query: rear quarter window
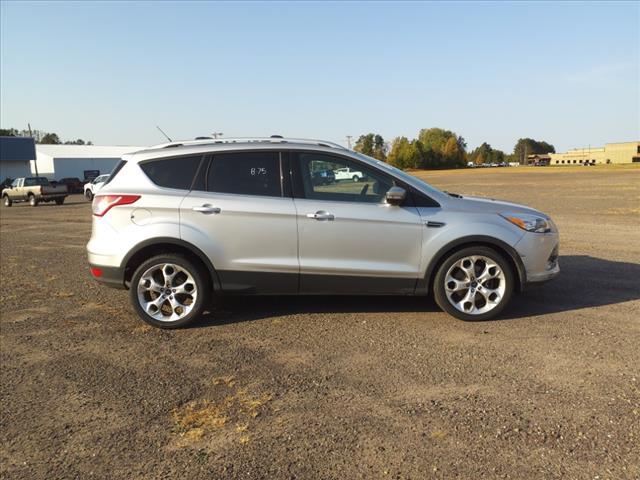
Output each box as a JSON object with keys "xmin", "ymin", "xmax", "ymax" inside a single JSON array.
[{"xmin": 140, "ymin": 155, "xmax": 202, "ymax": 190}]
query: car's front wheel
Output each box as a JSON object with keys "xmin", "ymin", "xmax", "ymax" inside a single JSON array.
[
  {"xmin": 130, "ymin": 254, "xmax": 209, "ymax": 329},
  {"xmin": 3, "ymin": 195, "xmax": 12, "ymax": 207},
  {"xmin": 433, "ymin": 246, "xmax": 514, "ymax": 321},
  {"xmin": 85, "ymin": 190, "xmax": 93, "ymax": 201}
]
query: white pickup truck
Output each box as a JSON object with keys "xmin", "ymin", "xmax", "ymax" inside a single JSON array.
[
  {"xmin": 333, "ymin": 167, "xmax": 364, "ymax": 182},
  {"xmin": 2, "ymin": 177, "xmax": 68, "ymax": 207},
  {"xmin": 84, "ymin": 174, "xmax": 110, "ymax": 201}
]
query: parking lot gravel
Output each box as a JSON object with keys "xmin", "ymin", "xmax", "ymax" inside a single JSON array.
[{"xmin": 1, "ymin": 166, "xmax": 639, "ymax": 479}]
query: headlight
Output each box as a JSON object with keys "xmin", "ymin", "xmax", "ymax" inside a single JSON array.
[{"xmin": 501, "ymin": 213, "xmax": 552, "ymax": 233}]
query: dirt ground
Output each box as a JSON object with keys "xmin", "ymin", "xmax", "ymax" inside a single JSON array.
[{"xmin": 1, "ymin": 166, "xmax": 639, "ymax": 479}]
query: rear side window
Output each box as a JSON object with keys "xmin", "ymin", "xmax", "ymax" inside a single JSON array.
[
  {"xmin": 103, "ymin": 160, "xmax": 127, "ymax": 186},
  {"xmin": 208, "ymin": 152, "xmax": 281, "ymax": 197},
  {"xmin": 140, "ymin": 155, "xmax": 202, "ymax": 190}
]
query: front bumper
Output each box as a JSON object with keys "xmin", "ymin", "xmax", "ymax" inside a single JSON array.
[{"xmin": 514, "ymin": 232, "xmax": 560, "ymax": 288}]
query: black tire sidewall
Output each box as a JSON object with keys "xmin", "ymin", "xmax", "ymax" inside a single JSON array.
[
  {"xmin": 129, "ymin": 254, "xmax": 210, "ymax": 329},
  {"xmin": 433, "ymin": 246, "xmax": 514, "ymax": 321},
  {"xmin": 3, "ymin": 196, "xmax": 11, "ymax": 207},
  {"xmin": 29, "ymin": 195, "xmax": 37, "ymax": 206}
]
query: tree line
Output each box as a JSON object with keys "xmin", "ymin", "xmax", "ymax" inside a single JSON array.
[
  {"xmin": 355, "ymin": 130, "xmax": 556, "ymax": 169},
  {"xmin": 0, "ymin": 128, "xmax": 92, "ymax": 145}
]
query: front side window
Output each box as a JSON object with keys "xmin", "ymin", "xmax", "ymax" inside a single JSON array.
[
  {"xmin": 140, "ymin": 155, "xmax": 201, "ymax": 190},
  {"xmin": 207, "ymin": 152, "xmax": 281, "ymax": 197},
  {"xmin": 297, "ymin": 153, "xmax": 392, "ymax": 203}
]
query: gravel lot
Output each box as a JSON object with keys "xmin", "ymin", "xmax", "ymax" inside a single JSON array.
[{"xmin": 1, "ymin": 166, "xmax": 639, "ymax": 479}]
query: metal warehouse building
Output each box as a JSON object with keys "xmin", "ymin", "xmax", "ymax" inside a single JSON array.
[
  {"xmin": 0, "ymin": 136, "xmax": 36, "ymax": 180},
  {"xmin": 34, "ymin": 144, "xmax": 143, "ymax": 180},
  {"xmin": 549, "ymin": 141, "xmax": 640, "ymax": 166}
]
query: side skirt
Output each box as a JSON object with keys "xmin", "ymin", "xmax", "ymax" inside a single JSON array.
[{"xmin": 217, "ymin": 270, "xmax": 418, "ymax": 295}]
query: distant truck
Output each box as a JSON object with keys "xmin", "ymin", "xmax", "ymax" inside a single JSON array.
[
  {"xmin": 2, "ymin": 177, "xmax": 68, "ymax": 207},
  {"xmin": 334, "ymin": 167, "xmax": 364, "ymax": 182},
  {"xmin": 83, "ymin": 174, "xmax": 110, "ymax": 200}
]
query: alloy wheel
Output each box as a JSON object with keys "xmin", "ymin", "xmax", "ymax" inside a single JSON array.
[
  {"xmin": 136, "ymin": 263, "xmax": 198, "ymax": 322},
  {"xmin": 444, "ymin": 255, "xmax": 506, "ymax": 315}
]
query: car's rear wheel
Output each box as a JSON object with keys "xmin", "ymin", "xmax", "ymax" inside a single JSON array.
[
  {"xmin": 55, "ymin": 198, "xmax": 65, "ymax": 205},
  {"xmin": 433, "ymin": 246, "xmax": 514, "ymax": 321},
  {"xmin": 3, "ymin": 195, "xmax": 11, "ymax": 207},
  {"xmin": 352, "ymin": 175, "xmax": 360, "ymax": 182},
  {"xmin": 130, "ymin": 254, "xmax": 209, "ymax": 329},
  {"xmin": 28, "ymin": 194, "xmax": 38, "ymax": 207}
]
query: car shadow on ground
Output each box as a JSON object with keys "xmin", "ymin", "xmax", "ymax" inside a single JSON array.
[{"xmin": 193, "ymin": 255, "xmax": 639, "ymax": 328}]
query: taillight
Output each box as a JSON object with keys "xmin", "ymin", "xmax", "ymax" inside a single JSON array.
[{"xmin": 92, "ymin": 195, "xmax": 140, "ymax": 217}]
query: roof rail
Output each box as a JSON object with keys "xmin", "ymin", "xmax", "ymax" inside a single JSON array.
[{"xmin": 151, "ymin": 137, "xmax": 347, "ymax": 150}]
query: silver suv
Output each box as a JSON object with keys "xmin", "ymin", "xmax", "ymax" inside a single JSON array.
[{"xmin": 87, "ymin": 137, "xmax": 559, "ymax": 328}]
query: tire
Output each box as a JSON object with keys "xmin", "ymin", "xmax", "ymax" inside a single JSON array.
[
  {"xmin": 129, "ymin": 254, "xmax": 210, "ymax": 329},
  {"xmin": 352, "ymin": 175, "xmax": 360, "ymax": 182},
  {"xmin": 85, "ymin": 190, "xmax": 93, "ymax": 201},
  {"xmin": 3, "ymin": 195, "xmax": 12, "ymax": 207},
  {"xmin": 55, "ymin": 198, "xmax": 65, "ymax": 205},
  {"xmin": 28, "ymin": 194, "xmax": 38, "ymax": 207},
  {"xmin": 433, "ymin": 246, "xmax": 514, "ymax": 321}
]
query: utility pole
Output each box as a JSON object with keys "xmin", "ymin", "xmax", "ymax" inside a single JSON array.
[
  {"xmin": 211, "ymin": 132, "xmax": 223, "ymax": 139},
  {"xmin": 28, "ymin": 123, "xmax": 39, "ymax": 177},
  {"xmin": 346, "ymin": 135, "xmax": 353, "ymax": 149}
]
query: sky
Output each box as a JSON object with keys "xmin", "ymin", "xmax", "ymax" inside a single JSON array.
[{"xmin": 1, "ymin": 1, "xmax": 638, "ymax": 152}]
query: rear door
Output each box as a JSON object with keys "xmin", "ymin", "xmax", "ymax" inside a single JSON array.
[
  {"xmin": 180, "ymin": 151, "xmax": 299, "ymax": 293},
  {"xmin": 291, "ymin": 151, "xmax": 423, "ymax": 294}
]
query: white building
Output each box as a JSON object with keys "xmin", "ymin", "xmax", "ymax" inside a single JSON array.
[
  {"xmin": 0, "ymin": 136, "xmax": 36, "ymax": 180},
  {"xmin": 34, "ymin": 144, "xmax": 144, "ymax": 180}
]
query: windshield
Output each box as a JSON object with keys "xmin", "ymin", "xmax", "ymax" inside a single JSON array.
[
  {"xmin": 351, "ymin": 152, "xmax": 445, "ymax": 197},
  {"xmin": 24, "ymin": 177, "xmax": 50, "ymax": 187}
]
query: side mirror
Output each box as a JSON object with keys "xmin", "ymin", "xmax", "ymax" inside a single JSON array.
[{"xmin": 385, "ymin": 186, "xmax": 406, "ymax": 206}]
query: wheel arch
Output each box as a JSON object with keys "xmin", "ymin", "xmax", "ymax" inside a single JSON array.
[
  {"xmin": 418, "ymin": 235, "xmax": 526, "ymax": 294},
  {"xmin": 121, "ymin": 237, "xmax": 221, "ymax": 291}
]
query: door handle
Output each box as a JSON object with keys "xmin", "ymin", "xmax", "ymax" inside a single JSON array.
[
  {"xmin": 426, "ymin": 221, "xmax": 446, "ymax": 228},
  {"xmin": 192, "ymin": 205, "xmax": 221, "ymax": 214},
  {"xmin": 306, "ymin": 210, "xmax": 334, "ymax": 221}
]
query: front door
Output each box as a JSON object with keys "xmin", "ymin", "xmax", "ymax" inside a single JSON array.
[
  {"xmin": 291, "ymin": 152, "xmax": 423, "ymax": 294},
  {"xmin": 180, "ymin": 151, "xmax": 299, "ymax": 294}
]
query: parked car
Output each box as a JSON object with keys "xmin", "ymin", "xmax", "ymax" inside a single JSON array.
[
  {"xmin": 334, "ymin": 167, "xmax": 364, "ymax": 182},
  {"xmin": 57, "ymin": 177, "xmax": 83, "ymax": 193},
  {"xmin": 2, "ymin": 177, "xmax": 68, "ymax": 206},
  {"xmin": 84, "ymin": 174, "xmax": 110, "ymax": 200},
  {"xmin": 87, "ymin": 137, "xmax": 560, "ymax": 329},
  {"xmin": 311, "ymin": 169, "xmax": 335, "ymax": 186}
]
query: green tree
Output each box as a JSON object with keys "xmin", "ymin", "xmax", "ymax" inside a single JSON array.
[
  {"xmin": 512, "ymin": 138, "xmax": 556, "ymax": 164},
  {"xmin": 416, "ymin": 128, "xmax": 467, "ymax": 168},
  {"xmin": 354, "ymin": 133, "xmax": 387, "ymax": 161},
  {"xmin": 0, "ymin": 128, "xmax": 19, "ymax": 136},
  {"xmin": 387, "ymin": 137, "xmax": 420, "ymax": 169},
  {"xmin": 39, "ymin": 133, "xmax": 61, "ymax": 144},
  {"xmin": 468, "ymin": 142, "xmax": 506, "ymax": 165}
]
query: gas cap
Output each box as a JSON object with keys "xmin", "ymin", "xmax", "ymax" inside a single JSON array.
[{"xmin": 130, "ymin": 208, "xmax": 151, "ymax": 226}]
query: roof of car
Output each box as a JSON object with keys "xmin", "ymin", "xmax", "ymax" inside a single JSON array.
[{"xmin": 124, "ymin": 137, "xmax": 349, "ymax": 162}]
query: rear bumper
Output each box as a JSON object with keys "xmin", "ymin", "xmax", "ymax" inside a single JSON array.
[
  {"xmin": 89, "ymin": 264, "xmax": 126, "ymax": 289},
  {"xmin": 40, "ymin": 193, "xmax": 67, "ymax": 200}
]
